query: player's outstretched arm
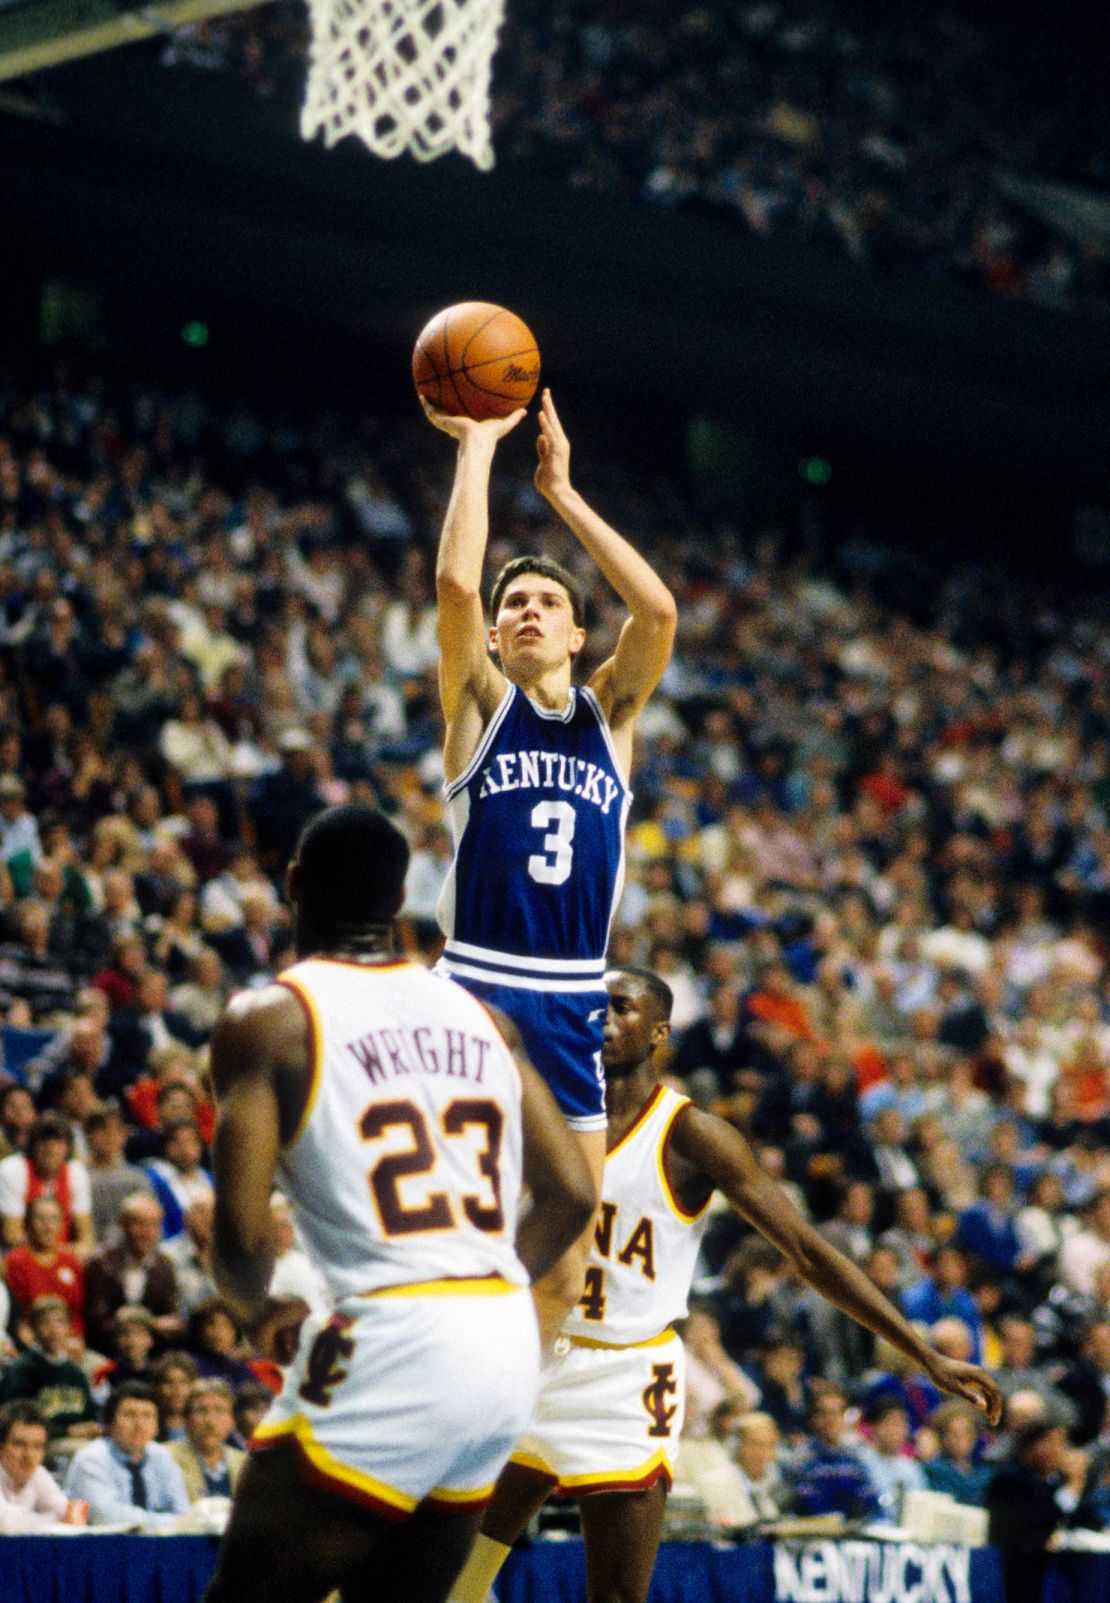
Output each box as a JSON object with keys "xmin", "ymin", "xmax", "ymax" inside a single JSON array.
[
  {"xmin": 490, "ymin": 1008, "xmax": 596, "ymax": 1282},
  {"xmin": 669, "ymin": 1107, "xmax": 1003, "ymax": 1426},
  {"xmin": 210, "ymin": 987, "xmax": 307, "ymax": 1330},
  {"xmin": 534, "ymin": 390, "xmax": 676, "ymax": 734},
  {"xmin": 425, "ymin": 401, "xmax": 522, "ymax": 773}
]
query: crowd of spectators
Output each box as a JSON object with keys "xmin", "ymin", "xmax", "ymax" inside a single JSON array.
[
  {"xmin": 0, "ymin": 354, "xmax": 1107, "ymax": 1543},
  {"xmin": 156, "ymin": 0, "xmax": 1110, "ymax": 316}
]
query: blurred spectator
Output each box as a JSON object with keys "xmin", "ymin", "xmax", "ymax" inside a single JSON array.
[
  {"xmin": 901, "ymin": 1246, "xmax": 984, "ymax": 1362},
  {"xmin": 168, "ymin": 1379, "xmax": 245, "ymax": 1501},
  {"xmin": 249, "ymin": 729, "xmax": 323, "ymax": 872},
  {"xmin": 674, "ymin": 1394, "xmax": 767, "ymax": 1530},
  {"xmin": 169, "ymin": 947, "xmax": 226, "ymax": 1037},
  {"xmin": 3, "ymin": 1195, "xmax": 85, "ymax": 1340},
  {"xmin": 879, "ymin": 1187, "xmax": 938, "ymax": 1288},
  {"xmin": 230, "ymin": 1381, "xmax": 274, "ymax": 1450},
  {"xmin": 1058, "ymin": 1319, "xmax": 1110, "ymax": 1446},
  {"xmin": 0, "ymin": 1401, "xmax": 85, "ymax": 1532},
  {"xmin": 1057, "ymin": 1188, "xmax": 1110, "ymax": 1297},
  {"xmin": 151, "ymin": 1350, "xmax": 199, "ymax": 1443},
  {"xmin": 185, "ymin": 1296, "xmax": 256, "ymax": 1389},
  {"xmin": 730, "ymin": 1409, "xmax": 790, "ymax": 1524},
  {"xmin": 923, "ymin": 1401, "xmax": 992, "ymax": 1506},
  {"xmin": 0, "ymin": 1085, "xmax": 36, "ymax": 1159},
  {"xmin": 985, "ymin": 1420, "xmax": 1088, "ymax": 1603},
  {"xmin": 0, "ymin": 1297, "xmax": 99, "ymax": 1445},
  {"xmin": 92, "ymin": 1305, "xmax": 158, "ymax": 1397},
  {"xmin": 266, "ymin": 1192, "xmax": 328, "ymax": 1317},
  {"xmin": 0, "ymin": 1114, "xmax": 94, "ymax": 1254},
  {"xmin": 84, "ymin": 1193, "xmax": 181, "ymax": 1355},
  {"xmin": 787, "ymin": 1383, "xmax": 880, "ymax": 1520},
  {"xmin": 681, "ymin": 1305, "xmax": 758, "ymax": 1439},
  {"xmin": 820, "ymin": 1181, "xmax": 876, "ymax": 1268},
  {"xmin": 65, "ymin": 1381, "xmax": 189, "ymax": 1529},
  {"xmin": 671, "ymin": 980, "xmax": 749, "ymax": 1104},
  {"xmin": 85, "ymin": 1103, "xmax": 154, "ymax": 1244},
  {"xmin": 144, "ymin": 1119, "xmax": 214, "ymax": 1240},
  {"xmin": 748, "ymin": 1331, "xmax": 810, "ymax": 1442},
  {"xmin": 954, "ymin": 1163, "xmax": 1031, "ymax": 1278},
  {"xmin": 995, "ymin": 1316, "xmax": 1077, "ymax": 1425},
  {"xmin": 166, "ymin": 1195, "xmax": 219, "ymax": 1317},
  {"xmin": 0, "ymin": 903, "xmax": 74, "ymax": 1021},
  {"xmin": 1018, "ymin": 1171, "xmax": 1079, "ymax": 1280},
  {"xmin": 857, "ymin": 1398, "xmax": 927, "ymax": 1522}
]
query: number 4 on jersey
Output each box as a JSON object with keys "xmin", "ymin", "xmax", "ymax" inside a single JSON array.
[{"xmin": 577, "ymin": 1265, "xmax": 606, "ymax": 1322}]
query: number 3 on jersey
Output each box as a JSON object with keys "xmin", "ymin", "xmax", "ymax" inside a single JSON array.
[{"xmin": 528, "ymin": 800, "xmax": 576, "ymax": 886}]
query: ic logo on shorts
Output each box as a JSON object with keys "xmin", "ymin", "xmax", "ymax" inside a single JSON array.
[
  {"xmin": 299, "ymin": 1315, "xmax": 356, "ymax": 1408},
  {"xmin": 641, "ymin": 1362, "xmax": 677, "ymax": 1439}
]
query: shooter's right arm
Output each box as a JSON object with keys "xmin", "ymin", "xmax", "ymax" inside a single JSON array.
[{"xmin": 425, "ymin": 404, "xmax": 522, "ymax": 772}]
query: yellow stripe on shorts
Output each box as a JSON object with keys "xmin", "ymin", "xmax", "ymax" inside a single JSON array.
[{"xmin": 568, "ymin": 1326, "xmax": 675, "ymax": 1351}]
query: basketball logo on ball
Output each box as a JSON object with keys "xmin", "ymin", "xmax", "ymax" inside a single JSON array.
[{"xmin": 413, "ymin": 302, "xmax": 540, "ymax": 422}]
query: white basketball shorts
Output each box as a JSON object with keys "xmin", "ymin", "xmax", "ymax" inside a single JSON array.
[
  {"xmin": 252, "ymin": 1279, "xmax": 540, "ymax": 1517},
  {"xmin": 509, "ymin": 1330, "xmax": 685, "ymax": 1495}
]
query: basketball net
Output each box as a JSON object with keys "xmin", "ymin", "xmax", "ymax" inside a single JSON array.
[{"xmin": 300, "ymin": 0, "xmax": 506, "ymax": 169}]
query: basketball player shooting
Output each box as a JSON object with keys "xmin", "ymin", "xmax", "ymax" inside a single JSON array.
[
  {"xmin": 450, "ymin": 967, "xmax": 1003, "ymax": 1603},
  {"xmin": 425, "ymin": 388, "xmax": 677, "ymax": 1347},
  {"xmin": 201, "ymin": 805, "xmax": 594, "ymax": 1603}
]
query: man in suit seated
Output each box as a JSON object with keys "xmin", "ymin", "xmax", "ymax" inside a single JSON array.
[
  {"xmin": 169, "ymin": 1380, "xmax": 245, "ymax": 1503},
  {"xmin": 83, "ymin": 1192, "xmax": 181, "ymax": 1356}
]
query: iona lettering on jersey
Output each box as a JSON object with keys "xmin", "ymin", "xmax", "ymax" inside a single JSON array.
[
  {"xmin": 437, "ymin": 685, "xmax": 631, "ymax": 990},
  {"xmin": 275, "ymin": 959, "xmax": 528, "ymax": 1300},
  {"xmin": 562, "ymin": 1084, "xmax": 711, "ymax": 1346}
]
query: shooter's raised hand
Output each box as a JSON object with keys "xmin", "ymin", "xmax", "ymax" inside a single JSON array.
[
  {"xmin": 420, "ymin": 396, "xmax": 527, "ymax": 445},
  {"xmin": 534, "ymin": 388, "xmax": 573, "ymax": 507}
]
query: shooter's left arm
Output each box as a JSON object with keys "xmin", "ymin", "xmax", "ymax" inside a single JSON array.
[
  {"xmin": 669, "ymin": 1107, "xmax": 1003, "ymax": 1426},
  {"xmin": 534, "ymin": 391, "xmax": 676, "ymax": 720}
]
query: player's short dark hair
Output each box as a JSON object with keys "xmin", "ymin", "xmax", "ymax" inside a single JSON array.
[
  {"xmin": 0, "ymin": 1401, "xmax": 47, "ymax": 1444},
  {"xmin": 605, "ymin": 966, "xmax": 674, "ymax": 1022},
  {"xmin": 105, "ymin": 1381, "xmax": 159, "ymax": 1427},
  {"xmin": 490, "ymin": 555, "xmax": 585, "ymax": 629},
  {"xmin": 294, "ymin": 805, "xmax": 410, "ymax": 927}
]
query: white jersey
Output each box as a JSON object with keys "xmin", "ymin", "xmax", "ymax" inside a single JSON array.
[
  {"xmin": 276, "ymin": 957, "xmax": 529, "ymax": 1302},
  {"xmin": 562, "ymin": 1083, "xmax": 711, "ymax": 1347}
]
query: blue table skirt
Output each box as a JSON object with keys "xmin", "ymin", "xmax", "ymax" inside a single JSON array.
[{"xmin": 0, "ymin": 1534, "xmax": 1101, "ymax": 1603}]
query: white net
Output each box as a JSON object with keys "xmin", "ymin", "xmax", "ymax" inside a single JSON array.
[{"xmin": 300, "ymin": 0, "xmax": 507, "ymax": 169}]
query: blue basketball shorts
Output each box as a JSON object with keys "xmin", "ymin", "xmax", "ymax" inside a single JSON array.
[{"xmin": 443, "ymin": 970, "xmax": 608, "ymax": 1131}]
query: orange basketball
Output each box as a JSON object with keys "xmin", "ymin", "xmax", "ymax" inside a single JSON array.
[{"xmin": 412, "ymin": 302, "xmax": 540, "ymax": 422}]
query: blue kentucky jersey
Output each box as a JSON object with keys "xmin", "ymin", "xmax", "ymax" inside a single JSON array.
[{"xmin": 437, "ymin": 683, "xmax": 631, "ymax": 991}]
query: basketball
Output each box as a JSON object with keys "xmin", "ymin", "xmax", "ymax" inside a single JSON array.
[{"xmin": 412, "ymin": 302, "xmax": 541, "ymax": 422}]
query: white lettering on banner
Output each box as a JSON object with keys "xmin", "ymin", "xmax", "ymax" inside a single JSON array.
[{"xmin": 773, "ymin": 1543, "xmax": 972, "ymax": 1603}]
